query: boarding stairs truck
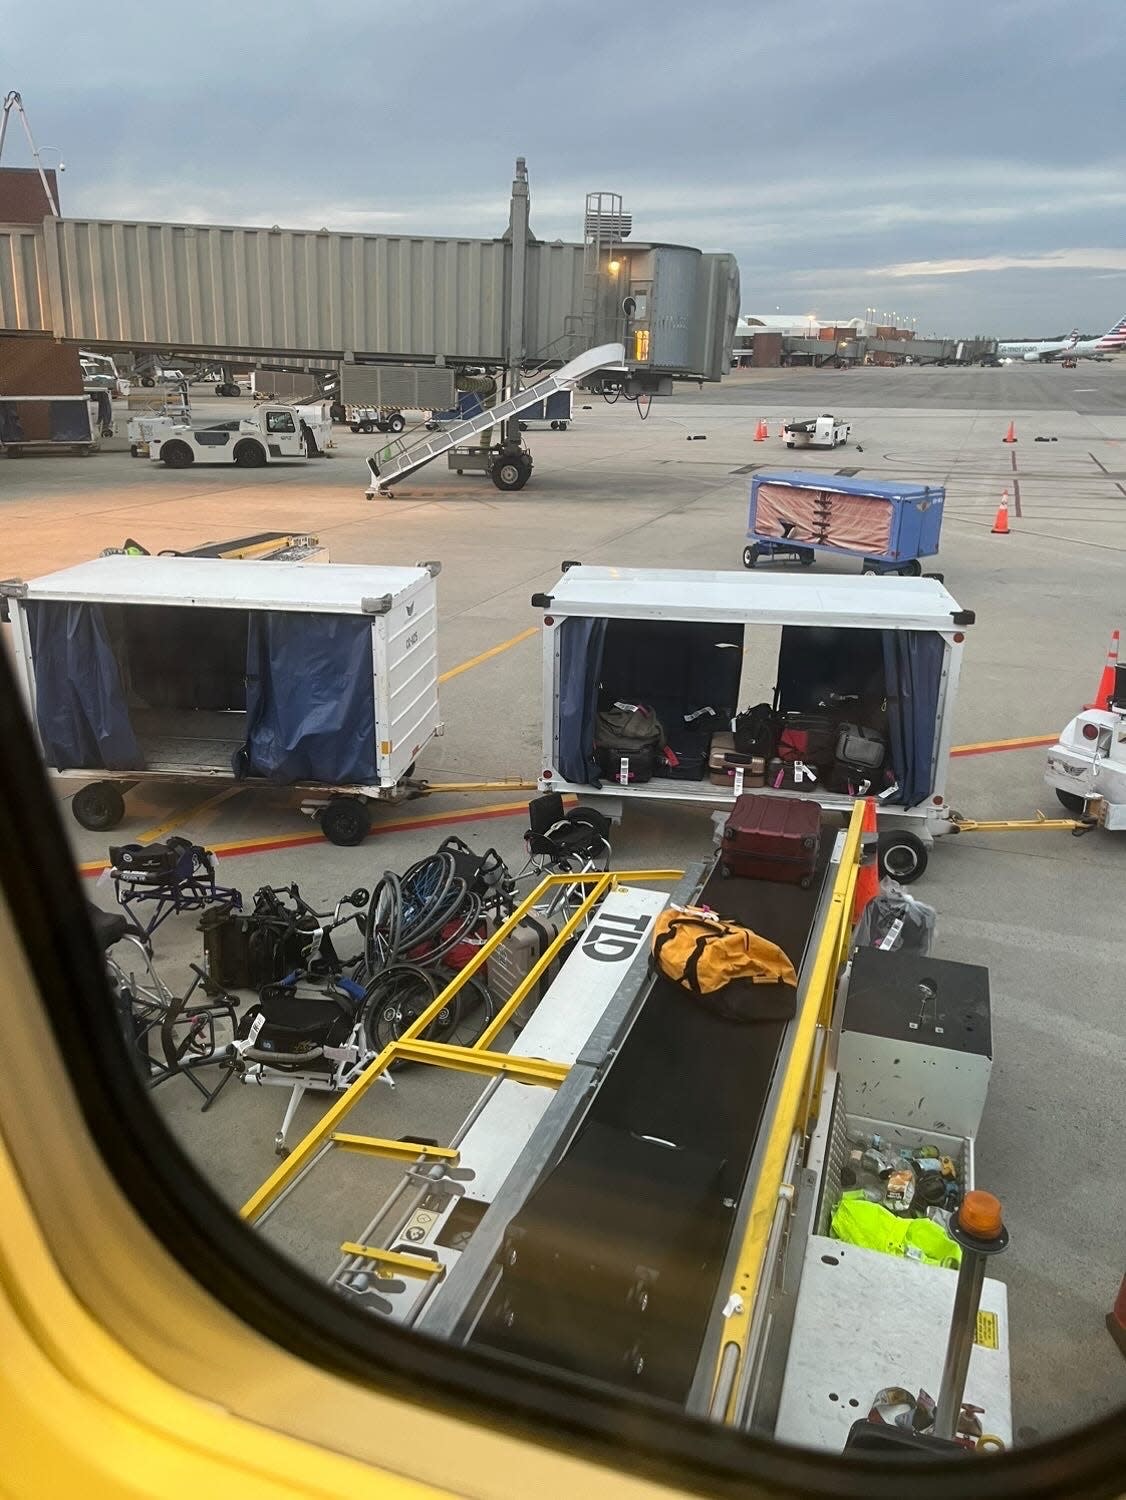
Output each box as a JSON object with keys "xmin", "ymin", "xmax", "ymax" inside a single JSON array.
[
  {"xmin": 149, "ymin": 404, "xmax": 331, "ymax": 467},
  {"xmin": 364, "ymin": 342, "xmax": 624, "ymax": 496}
]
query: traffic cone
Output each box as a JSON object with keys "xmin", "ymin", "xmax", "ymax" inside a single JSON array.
[
  {"xmin": 852, "ymin": 797, "xmax": 880, "ymax": 925},
  {"xmin": 991, "ymin": 490, "xmax": 1011, "ymax": 535},
  {"xmin": 1085, "ymin": 629, "xmax": 1120, "ymax": 710},
  {"xmin": 777, "ymin": 422, "xmax": 786, "ymax": 438},
  {"xmin": 1002, "ymin": 420, "xmax": 1017, "ymax": 443},
  {"xmin": 754, "ymin": 420, "xmax": 766, "ymax": 443}
]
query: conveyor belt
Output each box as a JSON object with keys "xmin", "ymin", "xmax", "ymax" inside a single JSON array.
[{"xmin": 470, "ymin": 848, "xmax": 830, "ymax": 1404}]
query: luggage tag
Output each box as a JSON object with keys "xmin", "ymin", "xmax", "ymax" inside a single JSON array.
[
  {"xmin": 619, "ymin": 755, "xmax": 630, "ymax": 784},
  {"xmin": 733, "ymin": 766, "xmax": 745, "ymax": 797}
]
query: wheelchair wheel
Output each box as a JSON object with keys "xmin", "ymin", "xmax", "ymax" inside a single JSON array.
[{"xmin": 362, "ymin": 964, "xmax": 443, "ymax": 1059}]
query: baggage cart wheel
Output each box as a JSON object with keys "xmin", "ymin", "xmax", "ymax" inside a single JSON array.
[
  {"xmin": 215, "ymin": 384, "xmax": 226, "ymax": 396},
  {"xmin": 899, "ymin": 559, "xmax": 922, "ymax": 576},
  {"xmin": 72, "ymin": 781, "xmax": 126, "ymax": 832},
  {"xmin": 160, "ymin": 440, "xmax": 194, "ymax": 468},
  {"xmin": 142, "ymin": 376, "xmax": 155, "ymax": 388},
  {"xmin": 491, "ymin": 452, "xmax": 533, "ymax": 491},
  {"xmin": 1055, "ymin": 789, "xmax": 1086, "ymax": 815},
  {"xmin": 743, "ymin": 544, "xmax": 761, "ymax": 569},
  {"xmin": 386, "ymin": 413, "xmax": 405, "ymax": 433},
  {"xmin": 862, "ymin": 563, "xmax": 881, "ymax": 575},
  {"xmin": 559, "ymin": 421, "xmax": 568, "ymax": 431},
  {"xmin": 877, "ymin": 829, "xmax": 928, "ymax": 884},
  {"xmin": 320, "ymin": 796, "xmax": 372, "ymax": 846},
  {"xmin": 798, "ymin": 549, "xmax": 816, "ymax": 568},
  {"xmin": 359, "ymin": 420, "xmax": 374, "ymax": 433}
]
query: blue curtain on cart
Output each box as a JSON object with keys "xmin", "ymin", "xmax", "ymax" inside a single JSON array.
[
  {"xmin": 26, "ymin": 601, "xmax": 140, "ymax": 770},
  {"xmin": 557, "ymin": 616, "xmax": 607, "ymax": 785},
  {"xmin": 881, "ymin": 630, "xmax": 945, "ymax": 806},
  {"xmin": 237, "ymin": 613, "xmax": 378, "ymax": 784}
]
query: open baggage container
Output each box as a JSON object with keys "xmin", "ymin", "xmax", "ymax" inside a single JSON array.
[
  {"xmin": 534, "ymin": 565, "xmax": 973, "ymax": 848},
  {"xmin": 3, "ymin": 554, "xmax": 441, "ymax": 842}
]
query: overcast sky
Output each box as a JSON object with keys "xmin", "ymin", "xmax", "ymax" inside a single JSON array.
[{"xmin": 5, "ymin": 0, "xmax": 1125, "ymax": 336}]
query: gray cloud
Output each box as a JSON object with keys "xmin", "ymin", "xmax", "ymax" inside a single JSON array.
[{"xmin": 4, "ymin": 0, "xmax": 1125, "ymax": 335}]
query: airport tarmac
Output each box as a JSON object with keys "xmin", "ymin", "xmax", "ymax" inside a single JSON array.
[{"xmin": 2, "ymin": 365, "xmax": 1124, "ymax": 1442}]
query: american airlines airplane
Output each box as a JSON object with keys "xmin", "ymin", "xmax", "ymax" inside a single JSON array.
[{"xmin": 998, "ymin": 313, "xmax": 1126, "ymax": 362}]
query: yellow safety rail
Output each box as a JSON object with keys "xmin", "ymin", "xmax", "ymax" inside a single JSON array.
[
  {"xmin": 241, "ymin": 868, "xmax": 682, "ymax": 1225},
  {"xmin": 707, "ymin": 800, "xmax": 865, "ymax": 1424}
]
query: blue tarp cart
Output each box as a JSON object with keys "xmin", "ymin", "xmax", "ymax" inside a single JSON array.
[
  {"xmin": 518, "ymin": 389, "xmax": 572, "ymax": 430},
  {"xmin": 4, "ymin": 555, "xmax": 443, "ymax": 845},
  {"xmin": 745, "ymin": 470, "xmax": 945, "ymax": 576}
]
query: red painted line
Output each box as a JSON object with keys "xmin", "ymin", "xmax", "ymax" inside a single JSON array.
[{"xmin": 79, "ymin": 799, "xmax": 532, "ymax": 879}]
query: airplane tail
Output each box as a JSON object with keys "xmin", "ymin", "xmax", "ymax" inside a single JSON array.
[{"xmin": 1095, "ymin": 313, "xmax": 1126, "ymax": 350}]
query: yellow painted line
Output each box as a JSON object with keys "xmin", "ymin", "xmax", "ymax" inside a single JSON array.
[
  {"xmin": 133, "ymin": 785, "xmax": 240, "ymax": 844},
  {"xmin": 439, "ymin": 625, "xmax": 538, "ymax": 683}
]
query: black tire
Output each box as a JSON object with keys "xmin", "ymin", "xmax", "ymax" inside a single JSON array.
[
  {"xmin": 877, "ymin": 829, "xmax": 929, "ymax": 884},
  {"xmin": 129, "ymin": 444, "xmax": 139, "ymax": 457},
  {"xmin": 320, "ymin": 797, "xmax": 371, "ymax": 846},
  {"xmin": 141, "ymin": 376, "xmax": 155, "ymax": 388},
  {"xmin": 490, "ymin": 453, "xmax": 532, "ymax": 491},
  {"xmin": 519, "ymin": 421, "xmax": 528, "ymax": 431},
  {"xmin": 862, "ymin": 564, "xmax": 880, "ymax": 576},
  {"xmin": 550, "ymin": 421, "xmax": 559, "ymax": 430},
  {"xmin": 362, "ymin": 965, "xmax": 443, "ymax": 1060},
  {"xmin": 743, "ymin": 544, "xmax": 760, "ymax": 569},
  {"xmin": 386, "ymin": 412, "xmax": 405, "ymax": 434},
  {"xmin": 1055, "ymin": 788, "xmax": 1086, "ymax": 815},
  {"xmin": 900, "ymin": 559, "xmax": 923, "ymax": 577},
  {"xmin": 233, "ymin": 440, "xmax": 266, "ymax": 467},
  {"xmin": 215, "ymin": 384, "xmax": 226, "ymax": 396},
  {"xmin": 160, "ymin": 441, "xmax": 194, "ymax": 468},
  {"xmin": 359, "ymin": 420, "xmax": 374, "ymax": 434},
  {"xmin": 559, "ymin": 421, "xmax": 568, "ymax": 431},
  {"xmin": 799, "ymin": 549, "xmax": 816, "ymax": 568},
  {"xmin": 72, "ymin": 782, "xmax": 126, "ymax": 831}
]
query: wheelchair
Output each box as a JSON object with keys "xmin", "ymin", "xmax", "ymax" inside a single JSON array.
[
  {"xmin": 89, "ymin": 900, "xmax": 239, "ymax": 1106},
  {"xmin": 108, "ymin": 835, "xmax": 242, "ymax": 942}
]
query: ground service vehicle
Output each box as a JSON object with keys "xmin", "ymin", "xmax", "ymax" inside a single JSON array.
[{"xmin": 149, "ymin": 405, "xmax": 330, "ymax": 466}]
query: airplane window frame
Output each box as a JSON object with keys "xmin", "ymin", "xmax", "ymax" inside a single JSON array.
[{"xmin": 0, "ymin": 662, "xmax": 1123, "ymax": 1500}]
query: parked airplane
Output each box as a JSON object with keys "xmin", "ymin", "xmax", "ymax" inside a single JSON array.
[{"xmin": 998, "ymin": 313, "xmax": 1126, "ymax": 363}]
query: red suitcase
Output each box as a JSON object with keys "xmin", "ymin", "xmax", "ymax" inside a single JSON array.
[{"xmin": 720, "ymin": 792, "xmax": 822, "ymax": 887}]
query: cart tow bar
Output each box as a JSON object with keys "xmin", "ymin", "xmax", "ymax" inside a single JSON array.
[{"xmin": 949, "ymin": 810, "xmax": 1097, "ymax": 837}]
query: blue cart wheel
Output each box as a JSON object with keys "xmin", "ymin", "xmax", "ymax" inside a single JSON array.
[
  {"xmin": 899, "ymin": 559, "xmax": 922, "ymax": 576},
  {"xmin": 743, "ymin": 544, "xmax": 760, "ymax": 569},
  {"xmin": 798, "ymin": 549, "xmax": 815, "ymax": 568}
]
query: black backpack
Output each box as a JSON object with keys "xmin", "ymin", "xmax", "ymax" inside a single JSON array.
[{"xmin": 732, "ymin": 702, "xmax": 776, "ymax": 759}]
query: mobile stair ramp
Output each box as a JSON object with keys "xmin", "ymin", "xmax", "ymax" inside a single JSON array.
[{"xmin": 364, "ymin": 341, "xmax": 624, "ymax": 496}]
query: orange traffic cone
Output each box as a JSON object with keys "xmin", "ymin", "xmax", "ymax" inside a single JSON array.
[
  {"xmin": 1086, "ymin": 628, "xmax": 1120, "ymax": 710},
  {"xmin": 754, "ymin": 420, "xmax": 766, "ymax": 443},
  {"xmin": 852, "ymin": 797, "xmax": 880, "ymax": 925},
  {"xmin": 777, "ymin": 422, "xmax": 786, "ymax": 438},
  {"xmin": 991, "ymin": 490, "xmax": 1011, "ymax": 534},
  {"xmin": 1002, "ymin": 420, "xmax": 1017, "ymax": 443}
]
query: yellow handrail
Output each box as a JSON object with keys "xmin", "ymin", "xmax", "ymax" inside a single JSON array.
[
  {"xmin": 707, "ymin": 801, "xmax": 865, "ymax": 1423},
  {"xmin": 241, "ymin": 868, "xmax": 682, "ymax": 1224}
]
